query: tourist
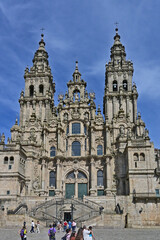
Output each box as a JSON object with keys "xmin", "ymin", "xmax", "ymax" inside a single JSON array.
[
  {"xmin": 68, "ymin": 220, "xmax": 72, "ymax": 230},
  {"xmin": 48, "ymin": 224, "xmax": 56, "ymax": 240},
  {"xmin": 36, "ymin": 220, "xmax": 40, "ymax": 233},
  {"xmin": 75, "ymin": 227, "xmax": 83, "ymax": 240},
  {"xmin": 30, "ymin": 220, "xmax": 35, "ymax": 233},
  {"xmin": 83, "ymin": 225, "xmax": 91, "ymax": 240},
  {"xmin": 72, "ymin": 220, "xmax": 76, "ymax": 232},
  {"xmin": 20, "ymin": 226, "xmax": 27, "ymax": 240},
  {"xmin": 70, "ymin": 231, "xmax": 76, "ymax": 240},
  {"xmin": 63, "ymin": 220, "xmax": 67, "ymax": 232},
  {"xmin": 88, "ymin": 226, "xmax": 95, "ymax": 240},
  {"xmin": 61, "ymin": 228, "xmax": 71, "ymax": 240}
]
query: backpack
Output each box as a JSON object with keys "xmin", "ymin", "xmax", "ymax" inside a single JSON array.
[
  {"xmin": 20, "ymin": 229, "xmax": 24, "ymax": 237},
  {"xmin": 50, "ymin": 228, "xmax": 55, "ymax": 239}
]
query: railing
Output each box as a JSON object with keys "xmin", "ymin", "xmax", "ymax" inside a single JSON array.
[
  {"xmin": 7, "ymin": 203, "xmax": 28, "ymax": 215},
  {"xmin": 71, "ymin": 198, "xmax": 99, "ymax": 211},
  {"xmin": 133, "ymin": 192, "xmax": 160, "ymax": 198}
]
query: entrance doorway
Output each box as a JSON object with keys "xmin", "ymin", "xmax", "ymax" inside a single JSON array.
[
  {"xmin": 78, "ymin": 183, "xmax": 87, "ymax": 199},
  {"xmin": 65, "ymin": 170, "xmax": 88, "ymax": 198},
  {"xmin": 66, "ymin": 183, "xmax": 75, "ymax": 199},
  {"xmin": 64, "ymin": 212, "xmax": 71, "ymax": 221}
]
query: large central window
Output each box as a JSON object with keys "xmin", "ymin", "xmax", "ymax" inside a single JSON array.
[
  {"xmin": 72, "ymin": 141, "xmax": 81, "ymax": 156},
  {"xmin": 72, "ymin": 123, "xmax": 81, "ymax": 134}
]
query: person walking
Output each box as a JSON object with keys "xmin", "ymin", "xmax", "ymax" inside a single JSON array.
[
  {"xmin": 48, "ymin": 224, "xmax": 56, "ymax": 240},
  {"xmin": 30, "ymin": 220, "xmax": 35, "ymax": 233},
  {"xmin": 72, "ymin": 220, "xmax": 76, "ymax": 232},
  {"xmin": 36, "ymin": 220, "xmax": 40, "ymax": 233},
  {"xmin": 83, "ymin": 225, "xmax": 91, "ymax": 240},
  {"xmin": 20, "ymin": 226, "xmax": 27, "ymax": 240},
  {"xmin": 20, "ymin": 226, "xmax": 25, "ymax": 240},
  {"xmin": 88, "ymin": 226, "xmax": 95, "ymax": 240},
  {"xmin": 68, "ymin": 220, "xmax": 72, "ymax": 230},
  {"xmin": 63, "ymin": 220, "xmax": 67, "ymax": 232}
]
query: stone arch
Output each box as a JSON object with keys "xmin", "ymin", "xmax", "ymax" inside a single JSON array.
[{"xmin": 64, "ymin": 167, "xmax": 89, "ymax": 199}]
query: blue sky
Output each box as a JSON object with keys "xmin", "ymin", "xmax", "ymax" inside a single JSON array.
[{"xmin": 0, "ymin": 0, "xmax": 160, "ymax": 148}]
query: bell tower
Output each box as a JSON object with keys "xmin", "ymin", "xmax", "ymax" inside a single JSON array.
[
  {"xmin": 103, "ymin": 28, "xmax": 138, "ymax": 123},
  {"xmin": 19, "ymin": 34, "xmax": 55, "ymax": 127}
]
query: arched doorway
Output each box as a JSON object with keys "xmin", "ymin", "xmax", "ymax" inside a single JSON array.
[{"xmin": 65, "ymin": 170, "xmax": 88, "ymax": 199}]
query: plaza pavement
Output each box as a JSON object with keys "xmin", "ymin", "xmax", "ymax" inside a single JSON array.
[{"xmin": 1, "ymin": 226, "xmax": 160, "ymax": 240}]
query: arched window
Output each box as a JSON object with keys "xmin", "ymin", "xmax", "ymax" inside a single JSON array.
[
  {"xmin": 123, "ymin": 80, "xmax": 128, "ymax": 91},
  {"xmin": 29, "ymin": 85, "xmax": 34, "ymax": 97},
  {"xmin": 72, "ymin": 141, "xmax": 81, "ymax": 156},
  {"xmin": 50, "ymin": 146, "xmax": 56, "ymax": 157},
  {"xmin": 67, "ymin": 171, "xmax": 75, "ymax": 179},
  {"xmin": 97, "ymin": 170, "xmax": 103, "ymax": 186},
  {"xmin": 39, "ymin": 84, "xmax": 44, "ymax": 94},
  {"xmin": 140, "ymin": 153, "xmax": 145, "ymax": 161},
  {"xmin": 97, "ymin": 145, "xmax": 103, "ymax": 156},
  {"xmin": 133, "ymin": 153, "xmax": 139, "ymax": 161},
  {"xmin": 49, "ymin": 171, "xmax": 56, "ymax": 187},
  {"xmin": 4, "ymin": 156, "xmax": 8, "ymax": 164},
  {"xmin": 78, "ymin": 171, "xmax": 87, "ymax": 179},
  {"xmin": 113, "ymin": 80, "xmax": 118, "ymax": 91},
  {"xmin": 72, "ymin": 123, "xmax": 81, "ymax": 134},
  {"xmin": 10, "ymin": 156, "xmax": 14, "ymax": 164},
  {"xmin": 84, "ymin": 125, "xmax": 87, "ymax": 135}
]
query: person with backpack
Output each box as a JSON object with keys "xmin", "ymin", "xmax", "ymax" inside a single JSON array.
[
  {"xmin": 61, "ymin": 228, "xmax": 71, "ymax": 240},
  {"xmin": 20, "ymin": 226, "xmax": 25, "ymax": 240},
  {"xmin": 20, "ymin": 226, "xmax": 27, "ymax": 240},
  {"xmin": 48, "ymin": 224, "xmax": 56, "ymax": 240}
]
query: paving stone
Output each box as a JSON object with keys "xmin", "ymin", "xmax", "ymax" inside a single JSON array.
[{"xmin": 1, "ymin": 226, "xmax": 160, "ymax": 240}]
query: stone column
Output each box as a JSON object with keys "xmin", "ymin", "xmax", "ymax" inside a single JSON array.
[
  {"xmin": 75, "ymin": 171, "xmax": 78, "ymax": 198},
  {"xmin": 19, "ymin": 102, "xmax": 24, "ymax": 127},
  {"xmin": 133, "ymin": 95, "xmax": 137, "ymax": 123},
  {"xmin": 106, "ymin": 126, "xmax": 111, "ymax": 150},
  {"xmin": 90, "ymin": 127, "xmax": 95, "ymax": 155},
  {"xmin": 41, "ymin": 160, "xmax": 46, "ymax": 190},
  {"xmin": 27, "ymin": 101, "xmax": 30, "ymax": 120},
  {"xmin": 55, "ymin": 159, "xmax": 61, "ymax": 196},
  {"xmin": 104, "ymin": 157, "xmax": 112, "ymax": 195},
  {"xmin": 89, "ymin": 158, "xmax": 96, "ymax": 196},
  {"xmin": 126, "ymin": 96, "xmax": 129, "ymax": 117},
  {"xmin": 39, "ymin": 101, "xmax": 42, "ymax": 121},
  {"xmin": 113, "ymin": 96, "xmax": 116, "ymax": 117}
]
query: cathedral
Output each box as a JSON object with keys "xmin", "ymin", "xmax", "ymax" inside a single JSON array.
[{"xmin": 0, "ymin": 28, "xmax": 160, "ymax": 227}]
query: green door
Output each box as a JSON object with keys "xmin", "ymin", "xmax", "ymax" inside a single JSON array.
[
  {"xmin": 78, "ymin": 183, "xmax": 87, "ymax": 199},
  {"xmin": 66, "ymin": 183, "xmax": 75, "ymax": 199}
]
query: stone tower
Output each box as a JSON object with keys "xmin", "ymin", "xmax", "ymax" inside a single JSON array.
[{"xmin": 19, "ymin": 34, "xmax": 55, "ymax": 127}]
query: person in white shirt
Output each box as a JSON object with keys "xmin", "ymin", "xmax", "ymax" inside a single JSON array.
[
  {"xmin": 83, "ymin": 225, "xmax": 91, "ymax": 240},
  {"xmin": 30, "ymin": 220, "xmax": 35, "ymax": 233}
]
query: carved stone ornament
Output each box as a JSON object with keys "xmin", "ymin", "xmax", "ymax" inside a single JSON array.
[{"xmin": 32, "ymin": 178, "xmax": 39, "ymax": 190}]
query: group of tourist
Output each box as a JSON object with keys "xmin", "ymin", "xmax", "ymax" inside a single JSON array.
[
  {"xmin": 20, "ymin": 219, "xmax": 95, "ymax": 240},
  {"xmin": 20, "ymin": 220, "xmax": 40, "ymax": 239},
  {"xmin": 48, "ymin": 222, "xmax": 95, "ymax": 240}
]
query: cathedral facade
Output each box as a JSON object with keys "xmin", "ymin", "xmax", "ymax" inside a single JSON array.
[{"xmin": 0, "ymin": 29, "xmax": 160, "ymax": 227}]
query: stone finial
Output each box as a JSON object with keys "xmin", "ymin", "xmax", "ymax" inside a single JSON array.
[
  {"xmin": 15, "ymin": 118, "xmax": 18, "ymax": 125},
  {"xmin": 1, "ymin": 133, "xmax": 5, "ymax": 143}
]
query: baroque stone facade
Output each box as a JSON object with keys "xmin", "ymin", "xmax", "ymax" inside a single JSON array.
[{"xmin": 0, "ymin": 29, "xmax": 160, "ymax": 227}]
